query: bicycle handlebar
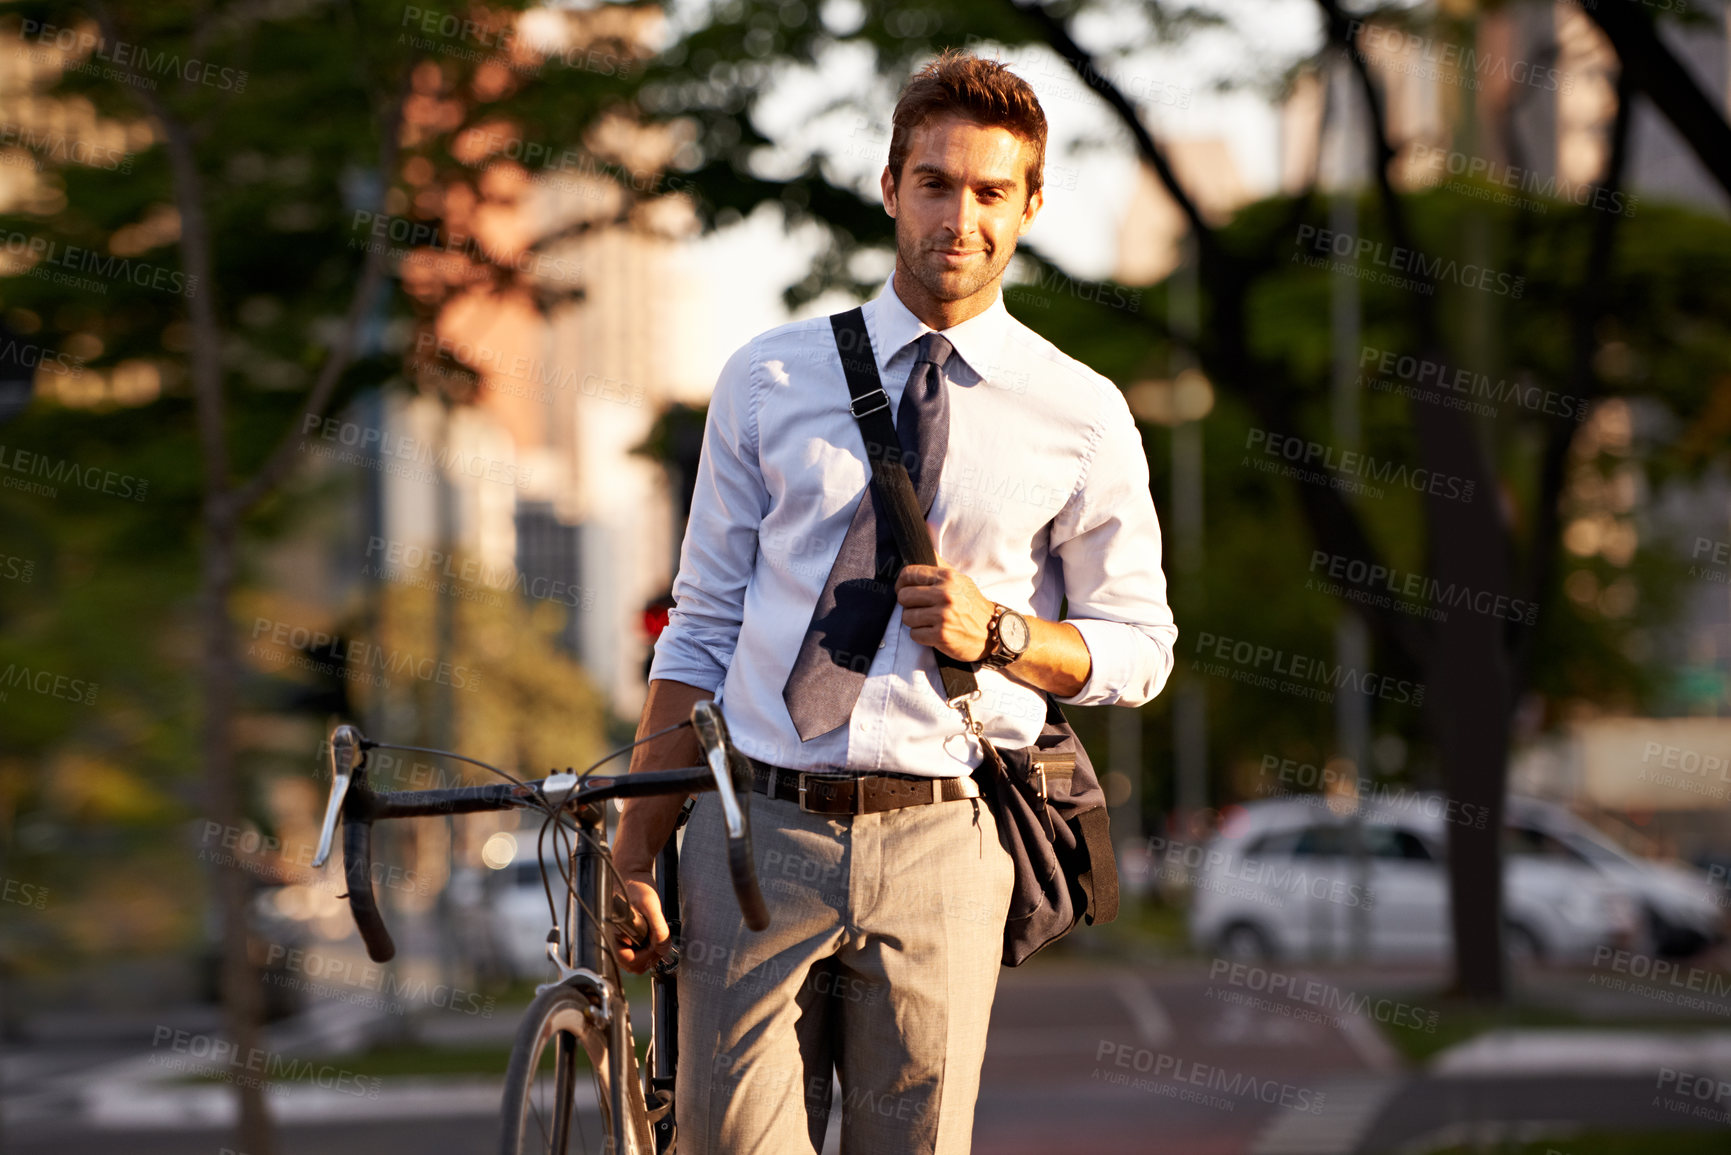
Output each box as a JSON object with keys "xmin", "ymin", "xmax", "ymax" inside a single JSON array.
[
  {"xmin": 691, "ymin": 701, "xmax": 770, "ymax": 932},
  {"xmin": 314, "ymin": 702, "xmax": 769, "ymax": 964},
  {"xmin": 342, "ymin": 807, "xmax": 397, "ymax": 962}
]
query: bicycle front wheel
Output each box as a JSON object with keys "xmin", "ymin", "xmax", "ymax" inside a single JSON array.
[{"xmin": 499, "ymin": 980, "xmax": 653, "ymax": 1155}]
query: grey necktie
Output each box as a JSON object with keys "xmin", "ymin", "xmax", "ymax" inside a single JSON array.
[{"xmin": 782, "ymin": 332, "xmax": 953, "ymax": 741}]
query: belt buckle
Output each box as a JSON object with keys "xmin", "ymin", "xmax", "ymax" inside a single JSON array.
[
  {"xmin": 797, "ymin": 772, "xmax": 864, "ymax": 814},
  {"xmin": 797, "ymin": 772, "xmax": 826, "ymax": 813}
]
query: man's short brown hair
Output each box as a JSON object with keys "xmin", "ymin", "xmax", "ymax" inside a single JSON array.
[{"xmin": 888, "ymin": 50, "xmax": 1048, "ymax": 199}]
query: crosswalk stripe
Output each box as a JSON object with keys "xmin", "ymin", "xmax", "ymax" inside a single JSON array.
[{"xmin": 1248, "ymin": 1075, "xmax": 1404, "ymax": 1155}]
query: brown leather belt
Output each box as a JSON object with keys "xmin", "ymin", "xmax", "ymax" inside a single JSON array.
[{"xmin": 748, "ymin": 758, "xmax": 980, "ymax": 815}]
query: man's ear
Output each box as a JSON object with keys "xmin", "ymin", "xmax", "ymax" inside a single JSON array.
[
  {"xmin": 1018, "ymin": 186, "xmax": 1044, "ymax": 237},
  {"xmin": 881, "ymin": 165, "xmax": 898, "ymax": 218}
]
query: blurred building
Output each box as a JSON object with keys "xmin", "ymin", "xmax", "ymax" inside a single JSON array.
[
  {"xmin": 354, "ymin": 12, "xmax": 707, "ymax": 722},
  {"xmin": 1513, "ymin": 715, "xmax": 1731, "ymax": 860},
  {"xmin": 1113, "ymin": 139, "xmax": 1256, "ymax": 285},
  {"xmin": 386, "ymin": 216, "xmax": 697, "ymax": 718}
]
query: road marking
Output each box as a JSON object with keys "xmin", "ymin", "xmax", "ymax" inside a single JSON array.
[
  {"xmin": 1432, "ymin": 1030, "xmax": 1731, "ymax": 1077},
  {"xmin": 1249, "ymin": 1075, "xmax": 1404, "ymax": 1155},
  {"xmin": 1205, "ymin": 1000, "xmax": 1317, "ymax": 1047},
  {"xmin": 81, "ymin": 1077, "xmax": 530, "ymax": 1129},
  {"xmin": 1111, "ymin": 971, "xmax": 1175, "ymax": 1047},
  {"xmin": 1388, "ymin": 1119, "xmax": 1580, "ymax": 1155},
  {"xmin": 1333, "ymin": 1005, "xmax": 1403, "ymax": 1072}
]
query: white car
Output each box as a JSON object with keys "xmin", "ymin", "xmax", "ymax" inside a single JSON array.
[
  {"xmin": 446, "ymin": 849, "xmax": 572, "ymax": 982},
  {"xmin": 1504, "ymin": 796, "xmax": 1724, "ymax": 957},
  {"xmin": 1187, "ymin": 795, "xmax": 1642, "ymax": 965}
]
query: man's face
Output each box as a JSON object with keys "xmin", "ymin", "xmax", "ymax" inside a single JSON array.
[{"xmin": 882, "ymin": 114, "xmax": 1043, "ymax": 309}]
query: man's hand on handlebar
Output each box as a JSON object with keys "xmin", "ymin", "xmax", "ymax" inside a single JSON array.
[
  {"xmin": 613, "ymin": 681, "xmax": 709, "ymax": 974},
  {"xmin": 614, "ymin": 867, "xmax": 672, "ymax": 974}
]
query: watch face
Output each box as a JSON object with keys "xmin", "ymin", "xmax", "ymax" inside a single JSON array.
[{"xmin": 999, "ymin": 609, "xmax": 1031, "ymax": 653}]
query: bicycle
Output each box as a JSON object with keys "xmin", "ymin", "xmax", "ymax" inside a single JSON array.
[{"xmin": 309, "ymin": 700, "xmax": 770, "ymax": 1155}]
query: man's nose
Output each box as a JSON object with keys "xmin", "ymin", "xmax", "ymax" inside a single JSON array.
[{"xmin": 945, "ymin": 191, "xmax": 980, "ymax": 238}]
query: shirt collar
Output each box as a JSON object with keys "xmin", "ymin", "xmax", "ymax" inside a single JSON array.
[{"xmin": 866, "ymin": 272, "xmax": 1013, "ymax": 383}]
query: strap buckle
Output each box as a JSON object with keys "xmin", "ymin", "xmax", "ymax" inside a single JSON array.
[
  {"xmin": 848, "ymin": 389, "xmax": 890, "ymax": 418},
  {"xmin": 949, "ymin": 690, "xmax": 985, "ymax": 736}
]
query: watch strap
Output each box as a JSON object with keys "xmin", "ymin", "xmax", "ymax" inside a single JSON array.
[
  {"xmin": 982, "ymin": 603, "xmax": 1027, "ymax": 670},
  {"xmin": 982, "ymin": 604, "xmax": 1009, "ymax": 669}
]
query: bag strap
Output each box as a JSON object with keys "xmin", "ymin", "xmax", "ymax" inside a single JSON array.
[
  {"xmin": 1077, "ymin": 808, "xmax": 1119, "ymax": 922},
  {"xmin": 830, "ymin": 308, "xmax": 980, "ymax": 708}
]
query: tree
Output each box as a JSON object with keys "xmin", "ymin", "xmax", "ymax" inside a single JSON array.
[{"xmin": 1, "ymin": 2, "xmax": 679, "ymax": 1148}]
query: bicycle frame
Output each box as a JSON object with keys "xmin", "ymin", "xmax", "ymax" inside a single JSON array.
[
  {"xmin": 647, "ymin": 804, "xmax": 689, "ymax": 1152},
  {"xmin": 311, "ymin": 701, "xmax": 767, "ymax": 1155}
]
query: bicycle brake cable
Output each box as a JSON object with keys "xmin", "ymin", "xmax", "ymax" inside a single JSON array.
[
  {"xmin": 573, "ymin": 718, "xmax": 694, "ymax": 780},
  {"xmin": 361, "ymin": 742, "xmax": 526, "ymax": 788},
  {"xmin": 536, "ymin": 800, "xmax": 652, "ymax": 971},
  {"xmin": 538, "ymin": 810, "xmax": 573, "ymax": 938}
]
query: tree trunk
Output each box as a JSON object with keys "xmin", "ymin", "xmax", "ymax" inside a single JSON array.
[
  {"xmin": 200, "ymin": 507, "xmax": 276, "ymax": 1155},
  {"xmin": 1413, "ymin": 397, "xmax": 1514, "ymax": 1000}
]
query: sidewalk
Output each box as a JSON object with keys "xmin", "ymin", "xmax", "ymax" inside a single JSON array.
[{"xmin": 1346, "ymin": 1028, "xmax": 1731, "ymax": 1154}]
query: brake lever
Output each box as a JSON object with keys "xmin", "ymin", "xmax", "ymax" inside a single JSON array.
[
  {"xmin": 691, "ymin": 701, "xmax": 745, "ymax": 839},
  {"xmin": 313, "ymin": 724, "xmax": 366, "ymax": 868}
]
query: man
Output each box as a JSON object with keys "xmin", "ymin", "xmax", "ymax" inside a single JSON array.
[{"xmin": 614, "ymin": 50, "xmax": 1178, "ymax": 1155}]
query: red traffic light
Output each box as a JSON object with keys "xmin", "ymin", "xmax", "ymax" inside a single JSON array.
[{"xmin": 641, "ymin": 594, "xmax": 675, "ymax": 640}]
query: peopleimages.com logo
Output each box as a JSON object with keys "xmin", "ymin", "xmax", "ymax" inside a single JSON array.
[
  {"xmin": 1244, "ymin": 428, "xmax": 1476, "ymax": 504},
  {"xmin": 1358, "ymin": 344, "xmax": 1588, "ymax": 423},
  {"xmin": 1306, "ymin": 548, "xmax": 1538, "ymax": 626},
  {"xmin": 1192, "ymin": 629, "xmax": 1425, "ymax": 707},
  {"xmin": 1346, "ymin": 20, "xmax": 1572, "ymax": 95},
  {"xmin": 247, "ymin": 618, "xmax": 481, "ymax": 692},
  {"xmin": 19, "ymin": 20, "xmax": 249, "ymax": 93},
  {"xmin": 1, "ymin": 231, "xmax": 196, "ymax": 297},
  {"xmin": 0, "ymin": 122, "xmax": 133, "ymax": 174},
  {"xmin": 1408, "ymin": 144, "xmax": 1637, "ymax": 218},
  {"xmin": 1293, "ymin": 224, "xmax": 1524, "ymax": 299}
]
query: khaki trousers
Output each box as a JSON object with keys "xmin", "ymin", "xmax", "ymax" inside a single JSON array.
[{"xmin": 675, "ymin": 783, "xmax": 1014, "ymax": 1155}]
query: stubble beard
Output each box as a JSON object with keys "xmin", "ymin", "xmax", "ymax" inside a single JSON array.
[{"xmin": 894, "ymin": 212, "xmax": 1015, "ymax": 305}]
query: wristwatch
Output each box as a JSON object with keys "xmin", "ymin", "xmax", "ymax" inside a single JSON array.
[{"xmin": 981, "ymin": 604, "xmax": 1031, "ymax": 670}]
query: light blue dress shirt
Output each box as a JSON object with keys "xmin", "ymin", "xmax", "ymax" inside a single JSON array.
[{"xmin": 649, "ymin": 275, "xmax": 1179, "ymax": 778}]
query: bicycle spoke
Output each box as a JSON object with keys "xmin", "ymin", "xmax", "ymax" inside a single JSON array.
[{"xmin": 504, "ymin": 987, "xmax": 626, "ymax": 1155}]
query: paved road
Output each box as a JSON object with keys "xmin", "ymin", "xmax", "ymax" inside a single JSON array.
[
  {"xmin": 972, "ymin": 963, "xmax": 1395, "ymax": 1155},
  {"xmin": 4, "ymin": 961, "xmax": 1395, "ymax": 1154},
  {"xmin": 8, "ymin": 961, "xmax": 1730, "ymax": 1154}
]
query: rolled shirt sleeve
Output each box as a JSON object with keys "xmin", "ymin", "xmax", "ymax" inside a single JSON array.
[
  {"xmin": 1048, "ymin": 388, "xmax": 1179, "ymax": 708},
  {"xmin": 648, "ymin": 342, "xmax": 767, "ymax": 692}
]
